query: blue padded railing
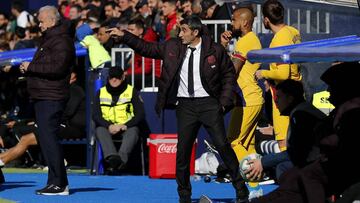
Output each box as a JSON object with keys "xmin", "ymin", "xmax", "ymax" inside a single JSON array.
[
  {"xmin": 247, "ymin": 35, "xmax": 360, "ymax": 64},
  {"xmin": 0, "ymin": 43, "xmax": 87, "ymax": 66}
]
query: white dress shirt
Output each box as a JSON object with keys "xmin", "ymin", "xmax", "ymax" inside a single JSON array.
[{"xmin": 177, "ymin": 38, "xmax": 209, "ymax": 98}]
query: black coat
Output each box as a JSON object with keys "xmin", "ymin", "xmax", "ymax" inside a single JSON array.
[
  {"xmin": 121, "ymin": 31, "xmax": 235, "ymax": 115},
  {"xmin": 26, "ymin": 22, "xmax": 75, "ymax": 100}
]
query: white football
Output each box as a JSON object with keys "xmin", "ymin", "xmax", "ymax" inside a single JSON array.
[{"xmin": 239, "ymin": 153, "xmax": 262, "ymax": 181}]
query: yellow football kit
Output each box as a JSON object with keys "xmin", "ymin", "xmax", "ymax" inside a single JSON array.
[
  {"xmin": 260, "ymin": 26, "xmax": 301, "ymax": 150},
  {"xmin": 227, "ymin": 31, "xmax": 264, "ymax": 160}
]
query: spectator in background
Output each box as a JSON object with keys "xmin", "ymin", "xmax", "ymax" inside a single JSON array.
[
  {"xmin": 93, "ymin": 67, "xmax": 145, "ymax": 174},
  {"xmin": 148, "ymin": 0, "xmax": 164, "ymax": 41},
  {"xmin": 180, "ymin": 0, "xmax": 193, "ymax": 16},
  {"xmin": 11, "ymin": 1, "xmax": 34, "ymax": 28},
  {"xmin": 58, "ymin": 0, "xmax": 71, "ymax": 19},
  {"xmin": 162, "ymin": 0, "xmax": 178, "ymax": 40},
  {"xmin": 69, "ymin": 4, "xmax": 83, "ymax": 21},
  {"xmin": 28, "ymin": 26, "xmax": 41, "ymax": 42},
  {"xmin": 191, "ymin": 0, "xmax": 202, "ymax": 16},
  {"xmin": 87, "ymin": 0, "xmax": 102, "ymax": 15},
  {"xmin": 255, "ymin": 0, "xmax": 302, "ymax": 152},
  {"xmin": 0, "ymin": 12, "xmax": 10, "ymax": 35},
  {"xmin": 125, "ymin": 18, "xmax": 161, "ymax": 89},
  {"xmin": 200, "ymin": 0, "xmax": 230, "ymax": 20},
  {"xmin": 104, "ymin": 1, "xmax": 121, "ymax": 21},
  {"xmin": 13, "ymin": 26, "xmax": 36, "ymax": 50},
  {"xmin": 76, "ymin": 0, "xmax": 90, "ymax": 9},
  {"xmin": 118, "ymin": 0, "xmax": 135, "ymax": 21},
  {"xmin": 0, "ymin": 72, "xmax": 86, "ymax": 167},
  {"xmin": 148, "ymin": 0, "xmax": 161, "ymax": 11},
  {"xmin": 136, "ymin": 0, "xmax": 152, "ymax": 27},
  {"xmin": 200, "ymin": 0, "xmax": 230, "ymax": 41},
  {"xmin": 96, "ymin": 22, "xmax": 122, "ymax": 56},
  {"xmin": 83, "ymin": 2, "xmax": 102, "ymax": 22}
]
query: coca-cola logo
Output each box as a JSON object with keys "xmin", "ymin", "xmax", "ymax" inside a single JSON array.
[{"xmin": 158, "ymin": 143, "xmax": 177, "ymax": 153}]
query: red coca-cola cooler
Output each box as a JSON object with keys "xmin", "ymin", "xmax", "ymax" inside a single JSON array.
[{"xmin": 147, "ymin": 134, "xmax": 196, "ymax": 179}]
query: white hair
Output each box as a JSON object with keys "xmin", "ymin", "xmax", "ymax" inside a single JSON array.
[{"xmin": 39, "ymin": 5, "xmax": 61, "ymax": 23}]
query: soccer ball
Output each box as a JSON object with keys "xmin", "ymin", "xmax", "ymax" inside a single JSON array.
[{"xmin": 239, "ymin": 153, "xmax": 262, "ymax": 182}]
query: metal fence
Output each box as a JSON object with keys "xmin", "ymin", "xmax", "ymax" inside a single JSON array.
[{"xmin": 111, "ymin": 9, "xmax": 332, "ymax": 91}]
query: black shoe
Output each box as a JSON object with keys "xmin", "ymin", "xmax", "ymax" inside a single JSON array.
[
  {"xmin": 106, "ymin": 155, "xmax": 123, "ymax": 170},
  {"xmin": 204, "ymin": 140, "xmax": 218, "ymax": 154},
  {"xmin": 0, "ymin": 168, "xmax": 5, "ymax": 184},
  {"xmin": 236, "ymin": 188, "xmax": 249, "ymax": 203},
  {"xmin": 36, "ymin": 184, "xmax": 51, "ymax": 194},
  {"xmin": 179, "ymin": 195, "xmax": 191, "ymax": 203},
  {"xmin": 199, "ymin": 195, "xmax": 212, "ymax": 203},
  {"xmin": 36, "ymin": 184, "xmax": 69, "ymax": 195}
]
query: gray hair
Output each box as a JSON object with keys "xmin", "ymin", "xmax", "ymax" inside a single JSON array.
[{"xmin": 39, "ymin": 5, "xmax": 61, "ymax": 23}]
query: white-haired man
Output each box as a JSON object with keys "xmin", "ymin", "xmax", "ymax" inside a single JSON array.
[{"xmin": 20, "ymin": 6, "xmax": 75, "ymax": 195}]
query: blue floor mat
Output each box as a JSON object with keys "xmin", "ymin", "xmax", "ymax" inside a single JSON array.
[{"xmin": 0, "ymin": 173, "xmax": 277, "ymax": 203}]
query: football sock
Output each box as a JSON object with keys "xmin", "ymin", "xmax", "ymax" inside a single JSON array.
[{"xmin": 259, "ymin": 140, "xmax": 280, "ymax": 154}]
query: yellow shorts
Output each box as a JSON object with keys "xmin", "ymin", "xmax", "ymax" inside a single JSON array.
[
  {"xmin": 227, "ymin": 105, "xmax": 262, "ymax": 161},
  {"xmin": 270, "ymin": 87, "xmax": 289, "ymax": 151}
]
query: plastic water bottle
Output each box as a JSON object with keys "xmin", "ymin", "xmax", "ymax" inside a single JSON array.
[{"xmin": 228, "ymin": 38, "xmax": 235, "ymax": 53}]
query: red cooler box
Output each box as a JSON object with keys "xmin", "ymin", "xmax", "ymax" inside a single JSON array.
[{"xmin": 148, "ymin": 134, "xmax": 196, "ymax": 179}]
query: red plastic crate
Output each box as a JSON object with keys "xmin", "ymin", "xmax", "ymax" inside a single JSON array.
[{"xmin": 148, "ymin": 134, "xmax": 196, "ymax": 179}]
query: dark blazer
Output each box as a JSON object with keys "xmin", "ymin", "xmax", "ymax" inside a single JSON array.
[
  {"xmin": 121, "ymin": 31, "xmax": 235, "ymax": 115},
  {"xmin": 27, "ymin": 21, "xmax": 75, "ymax": 100}
]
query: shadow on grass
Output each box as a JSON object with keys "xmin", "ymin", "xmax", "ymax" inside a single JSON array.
[
  {"xmin": 70, "ymin": 187, "xmax": 115, "ymax": 194},
  {"xmin": 0, "ymin": 182, "xmax": 36, "ymax": 192}
]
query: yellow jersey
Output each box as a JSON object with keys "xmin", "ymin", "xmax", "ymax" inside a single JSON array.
[
  {"xmin": 232, "ymin": 31, "xmax": 264, "ymax": 107},
  {"xmin": 262, "ymin": 26, "xmax": 302, "ymax": 84}
]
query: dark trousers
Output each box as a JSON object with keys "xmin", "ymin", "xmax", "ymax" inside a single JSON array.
[
  {"xmin": 34, "ymin": 100, "xmax": 68, "ymax": 187},
  {"xmin": 176, "ymin": 97, "xmax": 244, "ymax": 198}
]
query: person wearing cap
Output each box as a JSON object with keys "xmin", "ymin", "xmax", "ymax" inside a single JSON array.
[
  {"xmin": 107, "ymin": 15, "xmax": 249, "ymax": 203},
  {"xmin": 93, "ymin": 66, "xmax": 145, "ymax": 174}
]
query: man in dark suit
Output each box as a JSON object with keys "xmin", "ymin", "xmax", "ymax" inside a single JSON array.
[
  {"xmin": 20, "ymin": 5, "xmax": 75, "ymax": 195},
  {"xmin": 108, "ymin": 15, "xmax": 249, "ymax": 203}
]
